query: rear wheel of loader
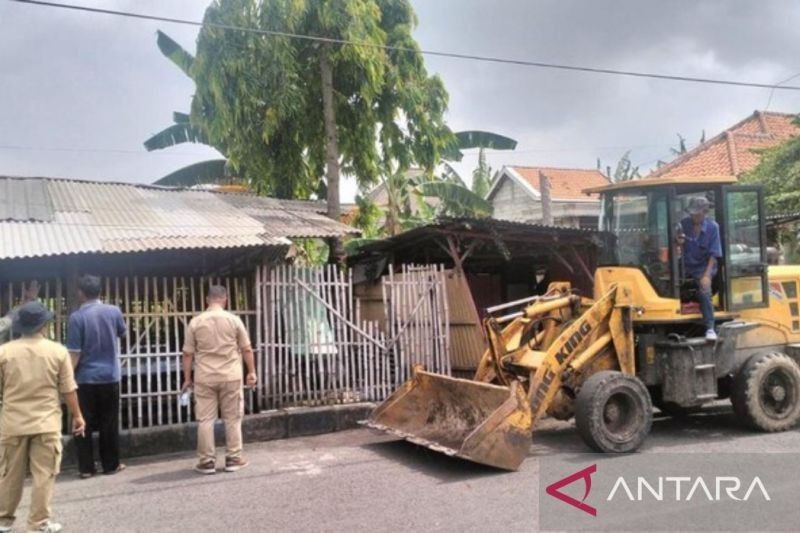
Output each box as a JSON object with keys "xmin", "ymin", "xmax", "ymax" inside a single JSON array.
[
  {"xmin": 575, "ymin": 371, "xmax": 652, "ymax": 453},
  {"xmin": 731, "ymin": 352, "xmax": 800, "ymax": 432}
]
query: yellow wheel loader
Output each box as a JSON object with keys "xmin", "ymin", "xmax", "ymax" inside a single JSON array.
[{"xmin": 365, "ymin": 176, "xmax": 800, "ymax": 470}]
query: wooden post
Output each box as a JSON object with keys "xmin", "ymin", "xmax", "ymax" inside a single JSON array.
[{"xmin": 64, "ymin": 259, "xmax": 80, "ymax": 313}]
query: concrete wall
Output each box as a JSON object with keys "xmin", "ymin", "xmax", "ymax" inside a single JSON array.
[
  {"xmin": 489, "ymin": 176, "xmax": 601, "ymax": 228},
  {"xmin": 490, "ymin": 177, "xmax": 538, "ymax": 222}
]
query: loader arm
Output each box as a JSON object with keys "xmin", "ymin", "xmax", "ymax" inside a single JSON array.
[
  {"xmin": 364, "ymin": 283, "xmax": 635, "ymax": 471},
  {"xmin": 525, "ymin": 284, "xmax": 634, "ymax": 427}
]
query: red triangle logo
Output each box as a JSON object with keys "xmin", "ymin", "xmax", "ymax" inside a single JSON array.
[{"xmin": 545, "ymin": 464, "xmax": 597, "ymax": 516}]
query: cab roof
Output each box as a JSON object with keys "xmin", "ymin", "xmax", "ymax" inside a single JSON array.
[{"xmin": 582, "ymin": 175, "xmax": 738, "ymax": 195}]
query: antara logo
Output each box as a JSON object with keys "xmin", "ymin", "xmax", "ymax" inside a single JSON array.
[
  {"xmin": 545, "ymin": 465, "xmax": 771, "ymax": 517},
  {"xmin": 607, "ymin": 476, "xmax": 771, "ymax": 502},
  {"xmin": 545, "ymin": 464, "xmax": 598, "ymax": 516}
]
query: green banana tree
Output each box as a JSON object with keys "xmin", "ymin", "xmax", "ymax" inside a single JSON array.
[{"xmin": 145, "ymin": 32, "xmax": 232, "ymax": 187}]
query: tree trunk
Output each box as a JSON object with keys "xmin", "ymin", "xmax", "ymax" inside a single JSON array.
[
  {"xmin": 320, "ymin": 48, "xmax": 341, "ymax": 222},
  {"xmin": 319, "ymin": 47, "xmax": 343, "ymax": 263}
]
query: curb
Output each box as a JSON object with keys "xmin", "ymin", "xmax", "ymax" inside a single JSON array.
[{"xmin": 61, "ymin": 402, "xmax": 376, "ymax": 467}]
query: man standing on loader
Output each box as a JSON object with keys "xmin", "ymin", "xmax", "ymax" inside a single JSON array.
[{"xmin": 677, "ymin": 196, "xmax": 722, "ymax": 341}]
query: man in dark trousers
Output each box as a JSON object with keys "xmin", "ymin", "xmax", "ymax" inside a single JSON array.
[{"xmin": 66, "ymin": 275, "xmax": 127, "ymax": 478}]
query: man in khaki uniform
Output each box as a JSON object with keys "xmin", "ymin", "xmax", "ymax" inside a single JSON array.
[
  {"xmin": 182, "ymin": 286, "xmax": 256, "ymax": 474},
  {"xmin": 0, "ymin": 302, "xmax": 86, "ymax": 533}
]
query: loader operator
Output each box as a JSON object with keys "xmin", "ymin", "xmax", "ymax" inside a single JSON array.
[{"xmin": 676, "ymin": 196, "xmax": 722, "ymax": 341}]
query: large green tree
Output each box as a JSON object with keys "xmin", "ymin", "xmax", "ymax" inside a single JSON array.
[
  {"xmin": 742, "ymin": 116, "xmax": 800, "ymax": 213},
  {"xmin": 741, "ymin": 114, "xmax": 800, "ymax": 260},
  {"xmin": 186, "ymin": 0, "xmax": 452, "ymax": 221}
]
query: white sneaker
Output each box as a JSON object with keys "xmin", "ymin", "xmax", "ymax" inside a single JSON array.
[
  {"xmin": 30, "ymin": 522, "xmax": 63, "ymax": 532},
  {"xmin": 706, "ymin": 329, "xmax": 718, "ymax": 342},
  {"xmin": 0, "ymin": 525, "xmax": 11, "ymax": 532}
]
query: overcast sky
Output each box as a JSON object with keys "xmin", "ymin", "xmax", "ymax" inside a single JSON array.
[{"xmin": 2, "ymin": 0, "xmax": 800, "ymax": 202}]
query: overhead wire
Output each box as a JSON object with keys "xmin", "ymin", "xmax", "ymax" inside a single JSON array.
[{"xmin": 8, "ymin": 0, "xmax": 800, "ymax": 92}]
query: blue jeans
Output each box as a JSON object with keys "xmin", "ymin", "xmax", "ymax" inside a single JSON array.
[{"xmin": 697, "ymin": 286, "xmax": 714, "ymax": 331}]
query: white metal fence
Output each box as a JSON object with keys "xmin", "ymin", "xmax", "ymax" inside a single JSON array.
[{"xmin": 1, "ymin": 264, "xmax": 450, "ymax": 433}]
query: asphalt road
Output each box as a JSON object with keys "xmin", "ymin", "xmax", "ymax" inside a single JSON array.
[{"xmin": 13, "ymin": 404, "xmax": 800, "ymax": 532}]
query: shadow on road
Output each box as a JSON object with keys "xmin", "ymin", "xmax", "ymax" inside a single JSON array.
[
  {"xmin": 530, "ymin": 403, "xmax": 753, "ymax": 465},
  {"xmin": 130, "ymin": 468, "xmax": 200, "ymax": 485},
  {"xmin": 362, "ymin": 440, "xmax": 507, "ymax": 483}
]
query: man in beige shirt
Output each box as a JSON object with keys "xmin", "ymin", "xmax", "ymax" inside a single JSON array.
[
  {"xmin": 182, "ymin": 285, "xmax": 256, "ymax": 474},
  {"xmin": 0, "ymin": 302, "xmax": 86, "ymax": 533}
]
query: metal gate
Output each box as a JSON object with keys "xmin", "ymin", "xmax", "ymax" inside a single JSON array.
[{"xmin": 255, "ymin": 264, "xmax": 450, "ymax": 409}]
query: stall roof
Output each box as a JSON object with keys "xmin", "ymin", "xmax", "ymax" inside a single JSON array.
[
  {"xmin": 0, "ymin": 176, "xmax": 358, "ymax": 260},
  {"xmin": 349, "ymin": 217, "xmax": 608, "ymax": 262}
]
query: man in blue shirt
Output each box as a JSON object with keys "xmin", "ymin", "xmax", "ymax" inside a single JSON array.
[
  {"xmin": 66, "ymin": 275, "xmax": 127, "ymax": 478},
  {"xmin": 678, "ymin": 197, "xmax": 723, "ymax": 341}
]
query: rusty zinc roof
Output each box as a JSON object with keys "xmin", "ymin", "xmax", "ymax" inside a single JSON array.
[{"xmin": 0, "ymin": 176, "xmax": 358, "ymax": 260}]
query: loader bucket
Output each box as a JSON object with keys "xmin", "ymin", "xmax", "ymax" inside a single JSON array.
[{"xmin": 363, "ymin": 369, "xmax": 533, "ymax": 471}]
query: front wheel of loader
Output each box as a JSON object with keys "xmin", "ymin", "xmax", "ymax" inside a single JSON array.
[
  {"xmin": 731, "ymin": 352, "xmax": 800, "ymax": 432},
  {"xmin": 575, "ymin": 371, "xmax": 653, "ymax": 453}
]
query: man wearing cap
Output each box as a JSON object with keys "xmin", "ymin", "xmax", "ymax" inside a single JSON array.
[
  {"xmin": 677, "ymin": 196, "xmax": 723, "ymax": 341},
  {"xmin": 0, "ymin": 302, "xmax": 86, "ymax": 533},
  {"xmin": 0, "ymin": 281, "xmax": 41, "ymax": 345}
]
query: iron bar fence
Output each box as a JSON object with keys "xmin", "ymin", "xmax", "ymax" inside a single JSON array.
[{"xmin": 1, "ymin": 264, "xmax": 450, "ymax": 434}]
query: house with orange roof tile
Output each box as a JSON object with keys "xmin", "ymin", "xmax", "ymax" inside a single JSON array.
[
  {"xmin": 650, "ymin": 110, "xmax": 799, "ymax": 179},
  {"xmin": 486, "ymin": 165, "xmax": 610, "ymax": 229}
]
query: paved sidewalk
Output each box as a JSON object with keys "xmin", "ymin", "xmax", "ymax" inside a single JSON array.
[{"xmin": 11, "ymin": 404, "xmax": 800, "ymax": 532}]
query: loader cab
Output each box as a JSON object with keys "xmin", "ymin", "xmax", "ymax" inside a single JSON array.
[{"xmin": 590, "ymin": 176, "xmax": 769, "ymax": 315}]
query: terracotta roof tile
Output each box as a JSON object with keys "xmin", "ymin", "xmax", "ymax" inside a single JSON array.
[
  {"xmin": 510, "ymin": 166, "xmax": 609, "ymax": 200},
  {"xmin": 650, "ymin": 111, "xmax": 799, "ymax": 179}
]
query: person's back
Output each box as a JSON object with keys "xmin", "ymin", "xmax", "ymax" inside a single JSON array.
[
  {"xmin": 182, "ymin": 285, "xmax": 255, "ymax": 475},
  {"xmin": 68, "ymin": 301, "xmax": 125, "ymax": 384},
  {"xmin": 188, "ymin": 308, "xmax": 248, "ymax": 384},
  {"xmin": 0, "ymin": 301, "xmax": 84, "ymax": 533},
  {"xmin": 0, "ymin": 336, "xmax": 72, "ymax": 436},
  {"xmin": 66, "ymin": 275, "xmax": 127, "ymax": 478}
]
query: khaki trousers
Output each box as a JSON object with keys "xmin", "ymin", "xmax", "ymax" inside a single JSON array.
[
  {"xmin": 195, "ymin": 381, "xmax": 244, "ymax": 463},
  {"xmin": 0, "ymin": 432, "xmax": 62, "ymax": 529}
]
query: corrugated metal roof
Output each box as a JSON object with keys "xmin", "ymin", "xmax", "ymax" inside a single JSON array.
[
  {"xmin": 0, "ymin": 177, "xmax": 358, "ymax": 260},
  {"xmin": 216, "ymin": 192, "xmax": 360, "ymax": 239},
  {"xmin": 0, "ymin": 178, "xmax": 54, "ymax": 222}
]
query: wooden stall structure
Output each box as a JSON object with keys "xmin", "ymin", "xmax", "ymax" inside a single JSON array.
[{"xmin": 348, "ymin": 217, "xmax": 611, "ymax": 373}]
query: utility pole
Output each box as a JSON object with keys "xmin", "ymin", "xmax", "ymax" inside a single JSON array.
[{"xmin": 539, "ymin": 171, "xmax": 553, "ymax": 226}]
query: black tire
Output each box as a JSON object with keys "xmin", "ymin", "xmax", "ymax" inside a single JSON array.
[
  {"xmin": 575, "ymin": 371, "xmax": 653, "ymax": 453},
  {"xmin": 731, "ymin": 352, "xmax": 800, "ymax": 432}
]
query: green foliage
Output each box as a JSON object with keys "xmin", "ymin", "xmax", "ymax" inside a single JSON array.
[
  {"xmin": 153, "ymin": 159, "xmax": 229, "ymax": 187},
  {"xmin": 156, "ymin": 30, "xmax": 194, "ymax": 77},
  {"xmin": 742, "ymin": 118, "xmax": 800, "ymax": 214},
  {"xmin": 417, "ymin": 181, "xmax": 493, "ymax": 218},
  {"xmin": 671, "ymin": 134, "xmax": 688, "ymax": 156},
  {"xmin": 598, "ymin": 150, "xmax": 640, "ymax": 183},
  {"xmin": 443, "ymin": 130, "xmax": 518, "ymax": 161},
  {"xmin": 471, "ymin": 147, "xmax": 491, "ymax": 198},
  {"xmin": 144, "ymin": 115, "xmax": 209, "ymax": 152},
  {"xmin": 188, "ymin": 0, "xmax": 453, "ymax": 202},
  {"xmin": 352, "ymin": 194, "xmax": 383, "ymax": 238},
  {"xmin": 741, "ymin": 116, "xmax": 800, "ymax": 261},
  {"xmin": 292, "ymin": 239, "xmax": 330, "ymax": 266}
]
